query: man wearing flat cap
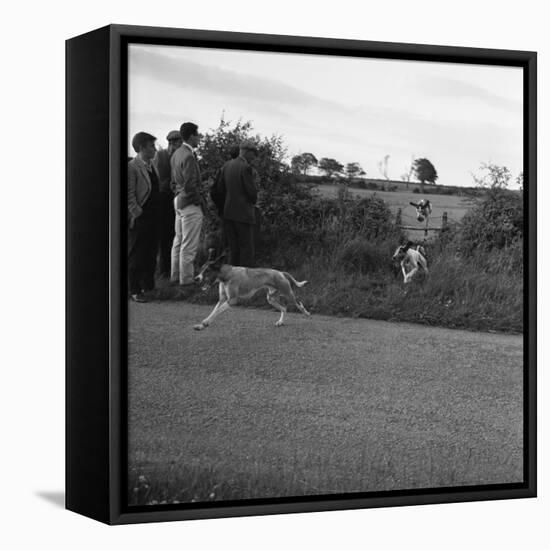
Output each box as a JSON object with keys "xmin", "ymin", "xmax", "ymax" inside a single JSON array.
[
  {"xmin": 217, "ymin": 140, "xmax": 259, "ymax": 267},
  {"xmin": 154, "ymin": 130, "xmax": 183, "ymax": 278}
]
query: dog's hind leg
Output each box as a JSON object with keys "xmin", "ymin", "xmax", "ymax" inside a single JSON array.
[
  {"xmin": 289, "ymin": 290, "xmax": 310, "ymax": 316},
  {"xmin": 420, "ymin": 257, "xmax": 429, "ymax": 274},
  {"xmin": 277, "ymin": 277, "xmax": 310, "ymax": 318},
  {"xmin": 404, "ymin": 266, "xmax": 418, "ymax": 283},
  {"xmin": 266, "ymin": 289, "xmax": 286, "ymax": 327}
]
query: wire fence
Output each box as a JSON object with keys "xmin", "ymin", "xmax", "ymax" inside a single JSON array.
[{"xmin": 395, "ymin": 208, "xmax": 448, "ymax": 237}]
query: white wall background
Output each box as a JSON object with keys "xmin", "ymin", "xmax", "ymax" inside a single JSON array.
[{"xmin": 0, "ymin": 0, "xmax": 546, "ymax": 547}]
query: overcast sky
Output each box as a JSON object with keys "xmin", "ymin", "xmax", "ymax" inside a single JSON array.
[{"xmin": 128, "ymin": 44, "xmax": 523, "ymax": 188}]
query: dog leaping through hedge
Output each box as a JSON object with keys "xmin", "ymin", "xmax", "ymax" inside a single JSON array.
[
  {"xmin": 410, "ymin": 199, "xmax": 432, "ymax": 232},
  {"xmin": 192, "ymin": 250, "xmax": 311, "ymax": 330},
  {"xmin": 393, "ymin": 241, "xmax": 429, "ymax": 283}
]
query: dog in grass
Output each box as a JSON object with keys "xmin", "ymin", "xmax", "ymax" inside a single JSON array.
[
  {"xmin": 192, "ymin": 249, "xmax": 311, "ymax": 330},
  {"xmin": 392, "ymin": 241, "xmax": 428, "ymax": 283}
]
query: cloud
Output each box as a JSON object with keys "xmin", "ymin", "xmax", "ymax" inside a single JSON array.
[
  {"xmin": 418, "ymin": 75, "xmax": 522, "ymax": 113},
  {"xmin": 130, "ymin": 47, "xmax": 339, "ymax": 110}
]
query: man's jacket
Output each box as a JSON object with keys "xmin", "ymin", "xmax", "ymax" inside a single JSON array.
[
  {"xmin": 219, "ymin": 156, "xmax": 258, "ymax": 224},
  {"xmin": 153, "ymin": 149, "xmax": 174, "ymax": 194},
  {"xmin": 171, "ymin": 144, "xmax": 203, "ymax": 210},
  {"xmin": 127, "ymin": 156, "xmax": 159, "ymax": 226}
]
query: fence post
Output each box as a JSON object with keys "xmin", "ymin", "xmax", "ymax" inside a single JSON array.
[
  {"xmin": 442, "ymin": 211, "xmax": 448, "ymax": 232},
  {"xmin": 395, "ymin": 208, "xmax": 402, "ymax": 226}
]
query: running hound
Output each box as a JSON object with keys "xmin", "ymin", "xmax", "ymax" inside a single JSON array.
[
  {"xmin": 392, "ymin": 241, "xmax": 428, "ymax": 283},
  {"xmin": 192, "ymin": 250, "xmax": 311, "ymax": 330},
  {"xmin": 410, "ymin": 199, "xmax": 432, "ymax": 230}
]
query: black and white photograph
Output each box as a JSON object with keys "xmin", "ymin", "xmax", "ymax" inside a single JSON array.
[
  {"xmin": 125, "ymin": 41, "xmax": 528, "ymax": 506},
  {"xmin": 6, "ymin": 0, "xmax": 548, "ymax": 544}
]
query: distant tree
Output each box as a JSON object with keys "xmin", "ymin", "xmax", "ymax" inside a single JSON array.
[
  {"xmin": 345, "ymin": 162, "xmax": 366, "ymax": 181},
  {"xmin": 318, "ymin": 157, "xmax": 344, "ymax": 180},
  {"xmin": 377, "ymin": 155, "xmax": 390, "ymax": 180},
  {"xmin": 413, "ymin": 157, "xmax": 438, "ymax": 192},
  {"xmin": 471, "ymin": 162, "xmax": 511, "ymax": 190},
  {"xmin": 400, "ymin": 155, "xmax": 416, "ymax": 189},
  {"xmin": 290, "ymin": 152, "xmax": 318, "ymax": 175}
]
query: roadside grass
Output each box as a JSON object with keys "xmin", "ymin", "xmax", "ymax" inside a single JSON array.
[
  {"xmin": 147, "ymin": 242, "xmax": 522, "ymax": 333},
  {"xmin": 284, "ymin": 248, "xmax": 522, "ymax": 333}
]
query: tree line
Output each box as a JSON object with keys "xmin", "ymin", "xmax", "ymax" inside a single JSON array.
[{"xmin": 290, "ymin": 152, "xmax": 439, "ymax": 191}]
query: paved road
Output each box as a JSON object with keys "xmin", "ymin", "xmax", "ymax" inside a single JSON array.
[{"xmin": 128, "ymin": 301, "xmax": 523, "ymax": 500}]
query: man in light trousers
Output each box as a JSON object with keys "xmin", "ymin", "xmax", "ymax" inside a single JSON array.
[{"xmin": 170, "ymin": 122, "xmax": 204, "ymax": 287}]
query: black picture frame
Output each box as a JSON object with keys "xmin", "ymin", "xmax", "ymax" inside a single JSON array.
[{"xmin": 66, "ymin": 24, "xmax": 537, "ymax": 525}]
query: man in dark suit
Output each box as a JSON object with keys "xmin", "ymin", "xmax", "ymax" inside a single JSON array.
[
  {"xmin": 128, "ymin": 132, "xmax": 161, "ymax": 302},
  {"xmin": 170, "ymin": 122, "xmax": 204, "ymax": 286},
  {"xmin": 217, "ymin": 141, "xmax": 259, "ymax": 267},
  {"xmin": 154, "ymin": 130, "xmax": 182, "ymax": 278},
  {"xmin": 210, "ymin": 144, "xmax": 240, "ymax": 217}
]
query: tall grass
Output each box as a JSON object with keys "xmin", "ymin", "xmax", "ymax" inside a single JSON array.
[{"xmin": 149, "ymin": 186, "xmax": 523, "ymax": 333}]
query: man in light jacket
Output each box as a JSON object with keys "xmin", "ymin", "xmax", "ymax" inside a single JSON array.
[
  {"xmin": 170, "ymin": 122, "xmax": 204, "ymax": 286},
  {"xmin": 128, "ymin": 132, "xmax": 160, "ymax": 302}
]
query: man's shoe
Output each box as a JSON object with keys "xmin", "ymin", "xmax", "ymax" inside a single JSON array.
[{"xmin": 131, "ymin": 293, "xmax": 148, "ymax": 303}]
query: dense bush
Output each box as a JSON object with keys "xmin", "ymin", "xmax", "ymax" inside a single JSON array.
[
  {"xmin": 257, "ymin": 178, "xmax": 403, "ymax": 267},
  {"xmin": 453, "ymin": 188, "xmax": 523, "ymax": 255},
  {"xmin": 336, "ymin": 237, "xmax": 390, "ymax": 273},
  {"xmin": 195, "ymin": 117, "xmax": 289, "ymax": 259}
]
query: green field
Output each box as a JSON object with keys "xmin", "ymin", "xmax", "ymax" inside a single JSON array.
[{"xmin": 315, "ymin": 184, "xmax": 473, "ymax": 235}]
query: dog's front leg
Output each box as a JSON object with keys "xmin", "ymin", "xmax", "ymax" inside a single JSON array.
[
  {"xmin": 194, "ymin": 283, "xmax": 227, "ymax": 330},
  {"xmin": 193, "ymin": 300, "xmax": 230, "ymax": 330},
  {"xmin": 401, "ymin": 262, "xmax": 408, "ymax": 283}
]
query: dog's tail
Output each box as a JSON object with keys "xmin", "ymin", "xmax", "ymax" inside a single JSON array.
[{"xmin": 283, "ymin": 272, "xmax": 309, "ymax": 288}]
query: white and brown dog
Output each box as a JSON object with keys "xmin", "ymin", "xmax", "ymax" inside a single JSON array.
[
  {"xmin": 393, "ymin": 241, "xmax": 428, "ymax": 283},
  {"xmin": 410, "ymin": 199, "xmax": 432, "ymax": 230},
  {"xmin": 192, "ymin": 250, "xmax": 311, "ymax": 330}
]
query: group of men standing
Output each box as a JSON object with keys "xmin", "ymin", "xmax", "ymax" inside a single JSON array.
[{"xmin": 127, "ymin": 122, "xmax": 259, "ymax": 302}]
